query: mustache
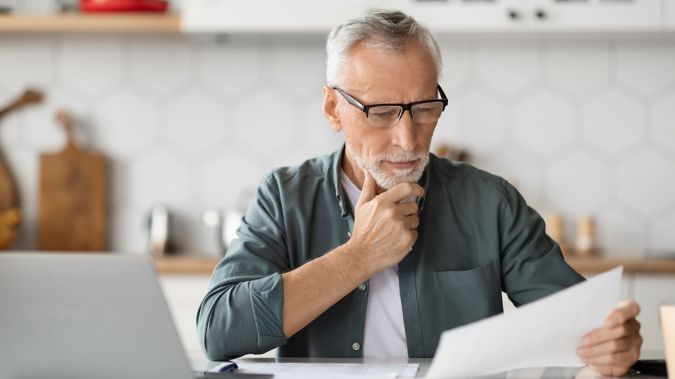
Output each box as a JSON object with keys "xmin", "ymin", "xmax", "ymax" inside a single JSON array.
[{"xmin": 372, "ymin": 150, "xmax": 428, "ymax": 163}]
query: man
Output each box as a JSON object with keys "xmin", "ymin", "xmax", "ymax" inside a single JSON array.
[{"xmin": 197, "ymin": 10, "xmax": 642, "ymax": 376}]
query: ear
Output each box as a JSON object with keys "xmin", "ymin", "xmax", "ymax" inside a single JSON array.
[{"xmin": 322, "ymin": 85, "xmax": 343, "ymax": 132}]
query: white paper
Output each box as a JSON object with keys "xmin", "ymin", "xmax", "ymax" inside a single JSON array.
[
  {"xmin": 425, "ymin": 267, "xmax": 623, "ymax": 378},
  {"xmin": 233, "ymin": 362, "xmax": 418, "ymax": 378}
]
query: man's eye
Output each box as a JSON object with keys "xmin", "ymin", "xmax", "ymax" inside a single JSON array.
[
  {"xmin": 415, "ymin": 104, "xmax": 441, "ymax": 113},
  {"xmin": 370, "ymin": 109, "xmax": 398, "ymax": 118}
]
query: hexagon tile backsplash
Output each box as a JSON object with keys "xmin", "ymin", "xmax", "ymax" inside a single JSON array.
[{"xmin": 1, "ymin": 35, "xmax": 675, "ymax": 258}]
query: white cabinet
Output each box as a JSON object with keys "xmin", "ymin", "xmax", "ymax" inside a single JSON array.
[
  {"xmin": 182, "ymin": 0, "xmax": 667, "ymax": 34},
  {"xmin": 183, "ymin": 0, "xmax": 527, "ymax": 33},
  {"xmin": 668, "ymin": 0, "xmax": 675, "ymax": 29},
  {"xmin": 633, "ymin": 275, "xmax": 675, "ymax": 351},
  {"xmin": 159, "ymin": 275, "xmax": 211, "ymax": 361},
  {"xmin": 527, "ymin": 0, "xmax": 664, "ymax": 31},
  {"xmin": 398, "ymin": 0, "xmax": 526, "ymax": 32}
]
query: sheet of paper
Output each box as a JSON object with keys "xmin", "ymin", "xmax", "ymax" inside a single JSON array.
[
  {"xmin": 425, "ymin": 267, "xmax": 623, "ymax": 378},
  {"xmin": 233, "ymin": 362, "xmax": 419, "ymax": 378}
]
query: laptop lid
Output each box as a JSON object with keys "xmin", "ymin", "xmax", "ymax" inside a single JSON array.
[{"xmin": 0, "ymin": 253, "xmax": 194, "ymax": 379}]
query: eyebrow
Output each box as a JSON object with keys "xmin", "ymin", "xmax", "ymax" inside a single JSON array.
[{"xmin": 344, "ymin": 88, "xmax": 440, "ymax": 105}]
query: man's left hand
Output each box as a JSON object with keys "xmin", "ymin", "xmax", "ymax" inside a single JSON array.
[{"xmin": 577, "ymin": 301, "xmax": 643, "ymax": 376}]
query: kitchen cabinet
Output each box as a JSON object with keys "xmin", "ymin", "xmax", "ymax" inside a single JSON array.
[
  {"xmin": 182, "ymin": 0, "xmax": 528, "ymax": 33},
  {"xmin": 526, "ymin": 0, "xmax": 664, "ymax": 31},
  {"xmin": 633, "ymin": 275, "xmax": 675, "ymax": 351},
  {"xmin": 0, "ymin": 2, "xmax": 666, "ymax": 35},
  {"xmin": 159, "ymin": 275, "xmax": 211, "ymax": 361},
  {"xmin": 668, "ymin": 0, "xmax": 675, "ymax": 30},
  {"xmin": 182, "ymin": 0, "xmax": 667, "ymax": 34},
  {"xmin": 394, "ymin": 0, "xmax": 527, "ymax": 33}
]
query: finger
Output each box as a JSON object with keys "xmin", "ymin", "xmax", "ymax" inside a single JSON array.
[
  {"xmin": 380, "ymin": 182, "xmax": 424, "ymax": 204},
  {"xmin": 356, "ymin": 171, "xmax": 377, "ymax": 209},
  {"xmin": 397, "ymin": 201, "xmax": 419, "ymax": 216},
  {"xmin": 581, "ymin": 319, "xmax": 640, "ymax": 347},
  {"xmin": 588, "ymin": 364, "xmax": 631, "ymax": 377},
  {"xmin": 603, "ymin": 301, "xmax": 641, "ymax": 328},
  {"xmin": 577, "ymin": 337, "xmax": 634, "ymax": 359},
  {"xmin": 403, "ymin": 214, "xmax": 420, "ymax": 230},
  {"xmin": 582, "ymin": 348, "xmax": 638, "ymax": 369}
]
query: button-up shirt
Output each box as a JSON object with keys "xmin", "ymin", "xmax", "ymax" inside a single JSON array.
[{"xmin": 196, "ymin": 146, "xmax": 584, "ymax": 360}]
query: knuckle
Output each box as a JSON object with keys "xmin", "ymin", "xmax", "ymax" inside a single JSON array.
[
  {"xmin": 619, "ymin": 339, "xmax": 630, "ymax": 351},
  {"xmin": 609, "ymin": 340, "xmax": 620, "ymax": 351}
]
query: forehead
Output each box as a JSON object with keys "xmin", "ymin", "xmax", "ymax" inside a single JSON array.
[{"xmin": 340, "ymin": 39, "xmax": 437, "ymax": 100}]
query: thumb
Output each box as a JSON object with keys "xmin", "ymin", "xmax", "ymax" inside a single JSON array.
[{"xmin": 356, "ymin": 171, "xmax": 376, "ymax": 208}]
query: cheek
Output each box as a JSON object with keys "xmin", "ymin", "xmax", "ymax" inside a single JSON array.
[
  {"xmin": 343, "ymin": 121, "xmax": 391, "ymax": 156},
  {"xmin": 417, "ymin": 124, "xmax": 436, "ymax": 149}
]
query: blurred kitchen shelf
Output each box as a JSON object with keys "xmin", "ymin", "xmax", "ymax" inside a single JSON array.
[
  {"xmin": 153, "ymin": 256, "xmax": 675, "ymax": 275},
  {"xmin": 0, "ymin": 13, "xmax": 180, "ymax": 33},
  {"xmin": 566, "ymin": 257, "xmax": 675, "ymax": 275},
  {"xmin": 154, "ymin": 256, "xmax": 219, "ymax": 275}
]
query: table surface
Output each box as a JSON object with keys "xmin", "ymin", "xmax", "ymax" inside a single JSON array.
[{"xmin": 189, "ymin": 351, "xmax": 667, "ymax": 378}]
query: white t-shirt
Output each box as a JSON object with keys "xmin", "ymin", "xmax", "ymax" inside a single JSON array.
[{"xmin": 339, "ymin": 171, "xmax": 409, "ymax": 358}]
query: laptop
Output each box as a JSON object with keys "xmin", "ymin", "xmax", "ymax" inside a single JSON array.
[{"xmin": 0, "ymin": 253, "xmax": 271, "ymax": 379}]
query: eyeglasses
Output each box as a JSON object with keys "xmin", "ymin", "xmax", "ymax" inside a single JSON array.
[{"xmin": 332, "ymin": 84, "xmax": 448, "ymax": 129}]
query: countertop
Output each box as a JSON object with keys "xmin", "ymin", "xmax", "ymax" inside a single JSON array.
[{"xmin": 154, "ymin": 256, "xmax": 675, "ymax": 275}]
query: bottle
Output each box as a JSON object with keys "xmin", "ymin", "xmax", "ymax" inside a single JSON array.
[
  {"xmin": 545, "ymin": 213, "xmax": 570, "ymax": 258},
  {"xmin": 575, "ymin": 215, "xmax": 597, "ymax": 257}
]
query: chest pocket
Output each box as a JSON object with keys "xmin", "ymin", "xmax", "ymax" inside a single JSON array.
[{"xmin": 433, "ymin": 260, "xmax": 503, "ymax": 331}]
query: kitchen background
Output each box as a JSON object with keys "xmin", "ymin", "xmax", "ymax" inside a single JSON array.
[
  {"xmin": 3, "ymin": 32, "xmax": 675, "ymax": 258},
  {"xmin": 1, "ymin": 0, "xmax": 675, "ymax": 360}
]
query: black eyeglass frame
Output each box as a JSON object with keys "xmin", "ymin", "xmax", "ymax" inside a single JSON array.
[{"xmin": 332, "ymin": 84, "xmax": 449, "ymax": 125}]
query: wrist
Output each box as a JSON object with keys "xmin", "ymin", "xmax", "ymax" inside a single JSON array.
[{"xmin": 338, "ymin": 240, "xmax": 373, "ymax": 281}]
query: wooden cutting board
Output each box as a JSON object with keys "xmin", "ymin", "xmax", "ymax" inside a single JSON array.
[
  {"xmin": 38, "ymin": 110, "xmax": 108, "ymax": 251},
  {"xmin": 0, "ymin": 89, "xmax": 43, "ymax": 249}
]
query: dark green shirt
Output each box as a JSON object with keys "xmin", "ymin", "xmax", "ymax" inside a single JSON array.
[{"xmin": 196, "ymin": 147, "xmax": 584, "ymax": 360}]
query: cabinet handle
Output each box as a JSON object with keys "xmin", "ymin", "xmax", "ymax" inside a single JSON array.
[
  {"xmin": 535, "ymin": 9, "xmax": 548, "ymax": 21},
  {"xmin": 507, "ymin": 9, "xmax": 520, "ymax": 21}
]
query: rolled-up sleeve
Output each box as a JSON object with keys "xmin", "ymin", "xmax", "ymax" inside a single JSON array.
[
  {"xmin": 196, "ymin": 174, "xmax": 291, "ymax": 360},
  {"xmin": 497, "ymin": 180, "xmax": 585, "ymax": 306}
]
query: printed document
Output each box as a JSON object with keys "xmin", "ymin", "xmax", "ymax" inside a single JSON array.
[{"xmin": 426, "ymin": 267, "xmax": 622, "ymax": 378}]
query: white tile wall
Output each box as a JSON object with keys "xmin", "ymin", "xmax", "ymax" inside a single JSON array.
[{"xmin": 1, "ymin": 35, "xmax": 675, "ymax": 260}]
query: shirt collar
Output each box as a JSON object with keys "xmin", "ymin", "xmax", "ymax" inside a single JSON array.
[{"xmin": 332, "ymin": 145, "xmax": 351, "ymax": 218}]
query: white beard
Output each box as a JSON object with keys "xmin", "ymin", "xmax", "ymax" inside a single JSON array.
[{"xmin": 345, "ymin": 143, "xmax": 429, "ymax": 190}]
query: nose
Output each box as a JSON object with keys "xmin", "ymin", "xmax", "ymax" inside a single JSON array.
[{"xmin": 392, "ymin": 110, "xmax": 417, "ymax": 152}]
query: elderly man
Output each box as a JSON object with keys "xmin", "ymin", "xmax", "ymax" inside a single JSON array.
[{"xmin": 197, "ymin": 9, "xmax": 642, "ymax": 376}]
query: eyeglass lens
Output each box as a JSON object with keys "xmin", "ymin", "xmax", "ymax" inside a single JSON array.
[{"xmin": 368, "ymin": 102, "xmax": 445, "ymax": 128}]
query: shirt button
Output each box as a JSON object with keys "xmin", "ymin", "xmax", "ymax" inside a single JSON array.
[
  {"xmin": 358, "ymin": 283, "xmax": 367, "ymax": 291},
  {"xmin": 352, "ymin": 342, "xmax": 361, "ymax": 351}
]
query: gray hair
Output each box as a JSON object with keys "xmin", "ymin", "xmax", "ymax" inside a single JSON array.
[{"xmin": 326, "ymin": 9, "xmax": 442, "ymax": 86}]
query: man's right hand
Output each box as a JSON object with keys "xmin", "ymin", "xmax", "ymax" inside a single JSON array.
[{"xmin": 347, "ymin": 172, "xmax": 424, "ymax": 276}]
